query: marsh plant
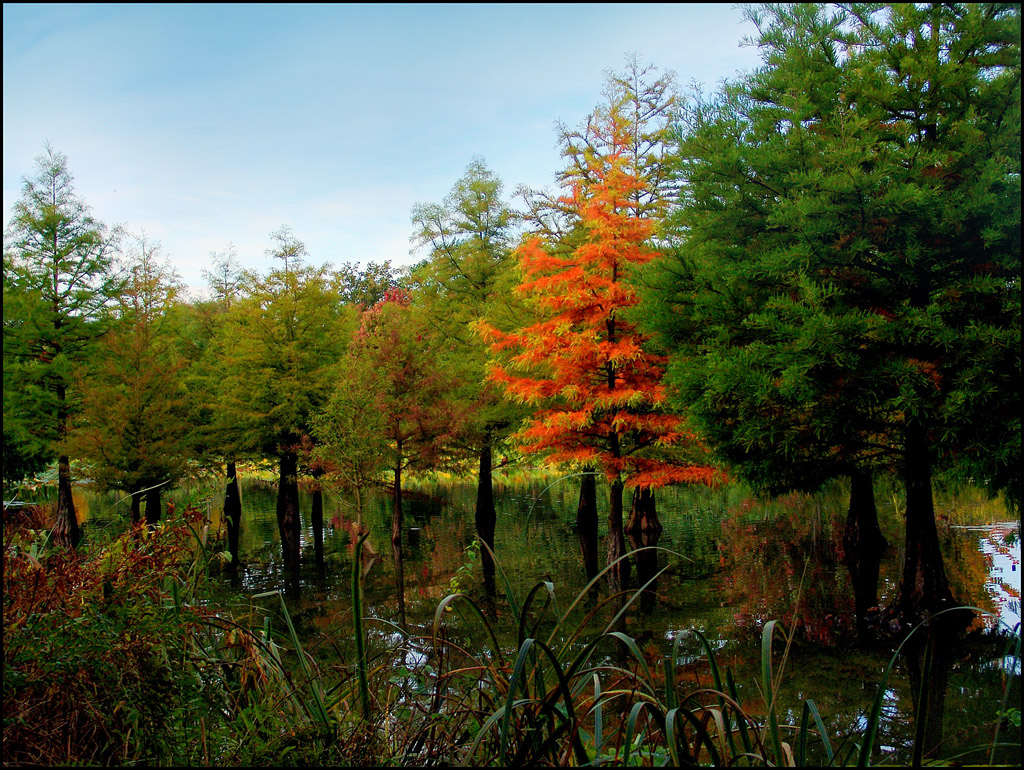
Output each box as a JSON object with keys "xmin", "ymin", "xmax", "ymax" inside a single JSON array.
[{"xmin": 3, "ymin": 511, "xmax": 1019, "ymax": 766}]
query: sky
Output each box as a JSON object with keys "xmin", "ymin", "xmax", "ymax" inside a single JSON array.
[{"xmin": 3, "ymin": 3, "xmax": 764, "ymax": 292}]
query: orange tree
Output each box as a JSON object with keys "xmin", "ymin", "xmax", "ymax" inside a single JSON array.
[{"xmin": 481, "ymin": 109, "xmax": 718, "ymax": 589}]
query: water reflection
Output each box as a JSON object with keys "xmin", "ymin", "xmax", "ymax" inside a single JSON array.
[
  {"xmin": 953, "ymin": 523, "xmax": 1021, "ymax": 632},
  {"xmin": 22, "ymin": 473, "xmax": 1021, "ymax": 764}
]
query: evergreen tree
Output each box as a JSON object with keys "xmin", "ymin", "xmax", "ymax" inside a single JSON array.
[
  {"xmin": 639, "ymin": 3, "xmax": 1020, "ymax": 626},
  {"xmin": 335, "ymin": 259, "xmax": 402, "ymax": 308},
  {"xmin": 410, "ymin": 157, "xmax": 521, "ymax": 591},
  {"xmin": 193, "ymin": 246, "xmax": 247, "ymax": 566},
  {"xmin": 71, "ymin": 233, "xmax": 190, "ymax": 525},
  {"xmin": 3, "ymin": 252, "xmax": 52, "ymax": 488},
  {"xmin": 212, "ymin": 229, "xmax": 349, "ymax": 573},
  {"xmin": 3, "ymin": 145, "xmax": 120, "ymax": 546}
]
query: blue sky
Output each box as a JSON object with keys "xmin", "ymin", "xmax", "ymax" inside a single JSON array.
[{"xmin": 3, "ymin": 4, "xmax": 763, "ymax": 290}]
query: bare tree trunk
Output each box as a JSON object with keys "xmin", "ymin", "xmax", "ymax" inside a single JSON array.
[
  {"xmin": 843, "ymin": 470, "xmax": 886, "ymax": 637},
  {"xmin": 475, "ymin": 437, "xmax": 496, "ymax": 596},
  {"xmin": 606, "ymin": 476, "xmax": 629, "ymax": 593},
  {"xmin": 276, "ymin": 449, "xmax": 301, "ymax": 569},
  {"xmin": 129, "ymin": 485, "xmax": 143, "ymax": 526},
  {"xmin": 892, "ymin": 422, "xmax": 955, "ymax": 627},
  {"xmin": 844, "ymin": 470, "xmax": 887, "ymax": 553},
  {"xmin": 576, "ymin": 471, "xmax": 599, "ymax": 582},
  {"xmin": 627, "ymin": 487, "xmax": 661, "ymax": 612},
  {"xmin": 224, "ymin": 460, "xmax": 242, "ymax": 568},
  {"xmin": 144, "ymin": 486, "xmax": 162, "ymax": 528},
  {"xmin": 53, "ymin": 453, "xmax": 80, "ymax": 546},
  {"xmin": 625, "ymin": 486, "xmax": 661, "ymax": 537},
  {"xmin": 904, "ymin": 616, "xmax": 956, "ymax": 761},
  {"xmin": 53, "ymin": 382, "xmax": 80, "ymax": 548}
]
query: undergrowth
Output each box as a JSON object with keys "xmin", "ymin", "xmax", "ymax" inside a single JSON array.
[{"xmin": 2, "ymin": 509, "xmax": 1019, "ymax": 766}]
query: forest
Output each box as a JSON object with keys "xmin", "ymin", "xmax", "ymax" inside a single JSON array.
[{"xmin": 3, "ymin": 4, "xmax": 1021, "ymax": 767}]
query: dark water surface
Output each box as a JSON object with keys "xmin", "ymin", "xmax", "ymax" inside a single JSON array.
[{"xmin": 39, "ymin": 473, "xmax": 1023, "ymax": 764}]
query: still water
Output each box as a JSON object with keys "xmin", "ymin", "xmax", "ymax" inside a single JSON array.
[{"xmin": 47, "ymin": 472, "xmax": 1023, "ymax": 763}]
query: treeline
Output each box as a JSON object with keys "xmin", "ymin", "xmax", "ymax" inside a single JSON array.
[{"xmin": 3, "ymin": 5, "xmax": 1020, "ymax": 630}]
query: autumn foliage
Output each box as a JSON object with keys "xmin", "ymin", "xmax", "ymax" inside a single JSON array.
[
  {"xmin": 3, "ymin": 509, "xmax": 206, "ymax": 764},
  {"xmin": 481, "ymin": 110, "xmax": 718, "ymax": 490}
]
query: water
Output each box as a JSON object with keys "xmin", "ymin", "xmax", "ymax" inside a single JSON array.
[{"xmin": 21, "ymin": 472, "xmax": 1022, "ymax": 763}]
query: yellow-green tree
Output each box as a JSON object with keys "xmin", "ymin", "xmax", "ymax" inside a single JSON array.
[
  {"xmin": 211, "ymin": 228, "xmax": 349, "ymax": 573},
  {"xmin": 410, "ymin": 157, "xmax": 521, "ymax": 590},
  {"xmin": 72, "ymin": 233, "xmax": 190, "ymax": 525}
]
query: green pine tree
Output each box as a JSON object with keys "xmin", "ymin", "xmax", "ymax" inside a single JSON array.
[
  {"xmin": 3, "ymin": 145, "xmax": 121, "ymax": 546},
  {"xmin": 639, "ymin": 3, "xmax": 1020, "ymax": 626}
]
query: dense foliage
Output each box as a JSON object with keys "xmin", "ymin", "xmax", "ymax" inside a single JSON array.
[
  {"xmin": 637, "ymin": 2, "xmax": 1020, "ymax": 623},
  {"xmin": 2, "ymin": 3, "xmax": 1020, "ymax": 765}
]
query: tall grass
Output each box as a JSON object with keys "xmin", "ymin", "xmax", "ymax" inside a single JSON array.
[{"xmin": 3, "ymin": 508, "xmax": 1019, "ymax": 766}]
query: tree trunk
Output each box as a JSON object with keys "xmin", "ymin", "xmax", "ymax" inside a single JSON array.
[
  {"xmin": 276, "ymin": 449, "xmax": 301, "ymax": 569},
  {"xmin": 576, "ymin": 471, "xmax": 599, "ymax": 582},
  {"xmin": 904, "ymin": 616, "xmax": 956, "ymax": 761},
  {"xmin": 54, "ymin": 453, "xmax": 80, "ymax": 547},
  {"xmin": 628, "ymin": 487, "xmax": 662, "ymax": 612},
  {"xmin": 129, "ymin": 486, "xmax": 143, "ymax": 526},
  {"xmin": 894, "ymin": 422, "xmax": 956, "ymax": 626},
  {"xmin": 625, "ymin": 486, "xmax": 662, "ymax": 537},
  {"xmin": 311, "ymin": 473, "xmax": 325, "ymax": 570},
  {"xmin": 392, "ymin": 451, "xmax": 406, "ymax": 628},
  {"xmin": 843, "ymin": 470, "xmax": 886, "ymax": 637},
  {"xmin": 52, "ymin": 380, "xmax": 81, "ymax": 548},
  {"xmin": 475, "ymin": 437, "xmax": 496, "ymax": 596},
  {"xmin": 844, "ymin": 470, "xmax": 887, "ymax": 553},
  {"xmin": 144, "ymin": 486, "xmax": 162, "ymax": 528},
  {"xmin": 224, "ymin": 460, "xmax": 242, "ymax": 568},
  {"xmin": 606, "ymin": 476, "xmax": 629, "ymax": 593}
]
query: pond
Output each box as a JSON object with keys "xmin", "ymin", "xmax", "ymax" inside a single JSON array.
[{"xmin": 25, "ymin": 471, "xmax": 1022, "ymax": 764}]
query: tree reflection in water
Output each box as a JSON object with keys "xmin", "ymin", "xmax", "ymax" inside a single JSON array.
[{"xmin": 50, "ymin": 473, "xmax": 1020, "ymax": 764}]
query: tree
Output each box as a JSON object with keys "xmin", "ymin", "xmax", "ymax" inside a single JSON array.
[
  {"xmin": 518, "ymin": 56, "xmax": 680, "ymax": 242},
  {"xmin": 212, "ymin": 229, "xmax": 348, "ymax": 575},
  {"xmin": 192, "ymin": 245, "xmax": 246, "ymax": 567},
  {"xmin": 313, "ymin": 370, "xmax": 390, "ymax": 525},
  {"xmin": 3, "ymin": 253, "xmax": 52, "ymax": 488},
  {"xmin": 3, "ymin": 145, "xmax": 120, "ymax": 546},
  {"xmin": 71, "ymin": 234, "xmax": 190, "ymax": 525},
  {"xmin": 321, "ymin": 289, "xmax": 460, "ymax": 624},
  {"xmin": 511, "ymin": 59, "xmax": 700, "ymax": 582},
  {"xmin": 639, "ymin": 3, "xmax": 1020, "ymax": 627},
  {"xmin": 410, "ymin": 157, "xmax": 521, "ymax": 591},
  {"xmin": 335, "ymin": 260, "xmax": 402, "ymax": 308},
  {"xmin": 482, "ymin": 107, "xmax": 719, "ymax": 591}
]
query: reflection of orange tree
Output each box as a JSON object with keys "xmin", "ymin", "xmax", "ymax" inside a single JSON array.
[{"xmin": 717, "ymin": 492, "xmax": 861, "ymax": 645}]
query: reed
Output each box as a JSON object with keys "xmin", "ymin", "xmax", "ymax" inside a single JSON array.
[{"xmin": 3, "ymin": 507, "xmax": 1018, "ymax": 766}]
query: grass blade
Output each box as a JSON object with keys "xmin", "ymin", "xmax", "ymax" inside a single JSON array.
[
  {"xmin": 761, "ymin": 619, "xmax": 785, "ymax": 766},
  {"xmin": 352, "ymin": 532, "xmax": 371, "ymax": 720}
]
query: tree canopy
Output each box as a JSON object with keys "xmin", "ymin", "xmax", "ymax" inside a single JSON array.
[
  {"xmin": 3, "ymin": 145, "xmax": 120, "ymax": 545},
  {"xmin": 638, "ymin": 2, "xmax": 1021, "ymax": 621}
]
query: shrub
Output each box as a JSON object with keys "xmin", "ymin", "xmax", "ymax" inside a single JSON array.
[{"xmin": 3, "ymin": 509, "xmax": 205, "ymax": 765}]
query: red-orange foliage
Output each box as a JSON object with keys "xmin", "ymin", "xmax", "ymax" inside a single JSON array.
[{"xmin": 481, "ymin": 111, "xmax": 719, "ymax": 490}]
